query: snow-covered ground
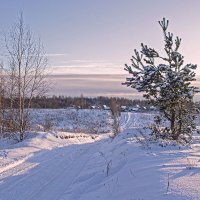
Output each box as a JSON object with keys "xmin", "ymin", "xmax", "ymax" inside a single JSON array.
[
  {"xmin": 29, "ymin": 109, "xmax": 111, "ymax": 133},
  {"xmin": 1, "ymin": 110, "xmax": 200, "ymax": 200}
]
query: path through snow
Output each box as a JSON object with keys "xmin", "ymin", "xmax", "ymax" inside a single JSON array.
[{"xmin": 0, "ymin": 136, "xmax": 105, "ymax": 200}]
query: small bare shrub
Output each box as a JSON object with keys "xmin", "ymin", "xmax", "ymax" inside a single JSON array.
[
  {"xmin": 166, "ymin": 173, "xmax": 170, "ymax": 193},
  {"xmin": 106, "ymin": 160, "xmax": 112, "ymax": 177},
  {"xmin": 186, "ymin": 157, "xmax": 198, "ymax": 169},
  {"xmin": 99, "ymin": 151, "xmax": 112, "ymax": 177},
  {"xmin": 110, "ymin": 99, "xmax": 121, "ymax": 137},
  {"xmin": 43, "ymin": 115, "xmax": 53, "ymax": 132},
  {"xmin": 134, "ymin": 130, "xmax": 151, "ymax": 149}
]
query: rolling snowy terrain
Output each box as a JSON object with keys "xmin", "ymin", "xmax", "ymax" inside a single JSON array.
[{"xmin": 0, "ymin": 110, "xmax": 200, "ymax": 200}]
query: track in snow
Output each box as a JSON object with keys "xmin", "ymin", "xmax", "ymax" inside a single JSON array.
[
  {"xmin": 120, "ymin": 112, "xmax": 153, "ymax": 130},
  {"xmin": 0, "ymin": 141, "xmax": 102, "ymax": 200}
]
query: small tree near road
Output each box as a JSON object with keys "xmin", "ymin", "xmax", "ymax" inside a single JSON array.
[
  {"xmin": 123, "ymin": 18, "xmax": 199, "ymax": 143},
  {"xmin": 110, "ymin": 98, "xmax": 121, "ymax": 137}
]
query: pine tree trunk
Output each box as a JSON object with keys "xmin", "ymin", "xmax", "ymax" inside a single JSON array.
[
  {"xmin": 170, "ymin": 110, "xmax": 177, "ymax": 140},
  {"xmin": 178, "ymin": 106, "xmax": 182, "ymax": 139}
]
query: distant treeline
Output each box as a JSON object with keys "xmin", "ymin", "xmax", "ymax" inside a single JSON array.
[{"xmin": 28, "ymin": 96, "xmax": 149, "ymax": 109}]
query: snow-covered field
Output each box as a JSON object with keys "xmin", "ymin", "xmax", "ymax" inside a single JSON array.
[
  {"xmin": 1, "ymin": 110, "xmax": 200, "ymax": 200},
  {"xmin": 29, "ymin": 109, "xmax": 111, "ymax": 133}
]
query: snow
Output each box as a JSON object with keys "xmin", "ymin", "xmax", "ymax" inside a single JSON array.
[
  {"xmin": 0, "ymin": 110, "xmax": 200, "ymax": 200},
  {"xmin": 29, "ymin": 109, "xmax": 111, "ymax": 134}
]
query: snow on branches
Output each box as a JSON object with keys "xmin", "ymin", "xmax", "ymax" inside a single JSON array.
[{"xmin": 123, "ymin": 18, "xmax": 199, "ymax": 143}]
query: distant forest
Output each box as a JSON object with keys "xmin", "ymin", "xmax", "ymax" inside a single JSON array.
[
  {"xmin": 28, "ymin": 96, "xmax": 149, "ymax": 109},
  {"xmin": 2, "ymin": 96, "xmax": 200, "ymax": 110}
]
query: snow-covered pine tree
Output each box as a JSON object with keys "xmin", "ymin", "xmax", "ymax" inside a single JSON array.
[{"xmin": 123, "ymin": 18, "xmax": 199, "ymax": 143}]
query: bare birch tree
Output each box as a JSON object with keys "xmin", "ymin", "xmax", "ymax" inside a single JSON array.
[
  {"xmin": 0, "ymin": 63, "xmax": 6, "ymax": 136},
  {"xmin": 5, "ymin": 14, "xmax": 48, "ymax": 141}
]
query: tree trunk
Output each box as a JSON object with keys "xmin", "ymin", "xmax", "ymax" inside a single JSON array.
[{"xmin": 170, "ymin": 110, "xmax": 178, "ymax": 140}]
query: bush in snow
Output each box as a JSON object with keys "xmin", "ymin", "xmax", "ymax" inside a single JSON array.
[
  {"xmin": 124, "ymin": 18, "xmax": 199, "ymax": 143},
  {"xmin": 43, "ymin": 114, "xmax": 53, "ymax": 132}
]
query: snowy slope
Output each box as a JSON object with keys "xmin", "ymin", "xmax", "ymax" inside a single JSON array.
[{"xmin": 0, "ymin": 111, "xmax": 200, "ymax": 200}]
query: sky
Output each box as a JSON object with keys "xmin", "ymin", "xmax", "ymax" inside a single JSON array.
[{"xmin": 0, "ymin": 0, "xmax": 200, "ymax": 98}]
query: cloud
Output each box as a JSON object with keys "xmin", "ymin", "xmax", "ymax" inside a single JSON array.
[
  {"xmin": 46, "ymin": 74, "xmax": 200, "ymax": 100},
  {"xmin": 70, "ymin": 59, "xmax": 109, "ymax": 63},
  {"xmin": 47, "ymin": 55, "xmax": 125, "ymax": 75},
  {"xmin": 50, "ymin": 60, "xmax": 124, "ymax": 75},
  {"xmin": 51, "ymin": 65, "xmax": 124, "ymax": 75},
  {"xmin": 47, "ymin": 74, "xmax": 139, "ymax": 98},
  {"xmin": 46, "ymin": 53, "xmax": 67, "ymax": 57}
]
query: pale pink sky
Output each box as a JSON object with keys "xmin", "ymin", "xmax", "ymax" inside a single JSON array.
[{"xmin": 1, "ymin": 0, "xmax": 200, "ymax": 98}]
